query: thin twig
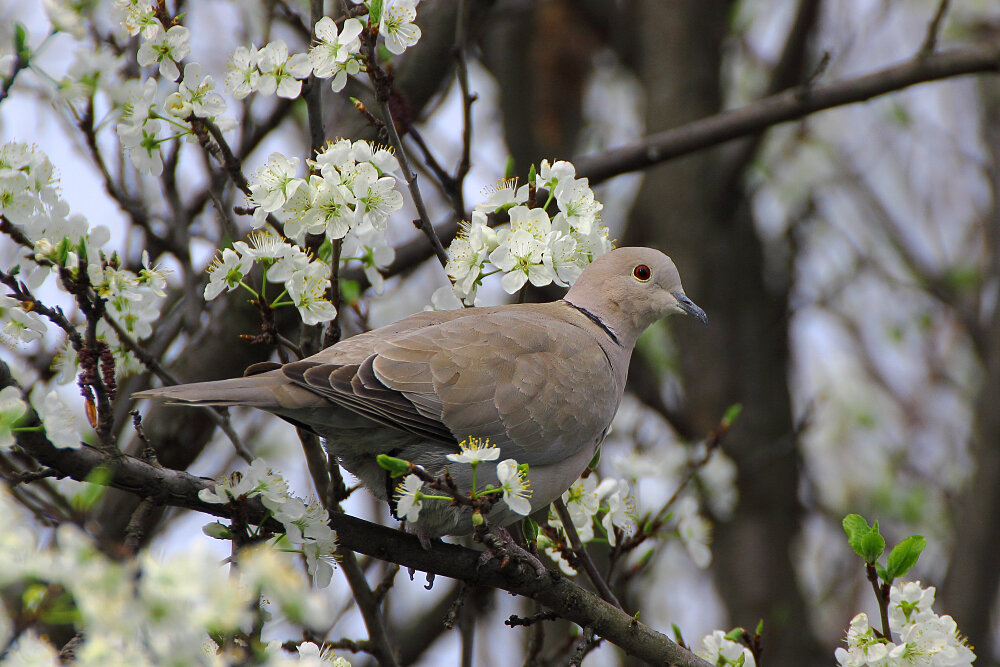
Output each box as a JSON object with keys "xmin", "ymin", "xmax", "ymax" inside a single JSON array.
[
  {"xmin": 359, "ymin": 28, "xmax": 450, "ymax": 267},
  {"xmin": 102, "ymin": 313, "xmax": 253, "ymax": 463},
  {"xmin": 453, "ymin": 0, "xmax": 475, "ymax": 216},
  {"xmin": 920, "ymin": 0, "xmax": 952, "ymax": 56},
  {"xmin": 553, "ymin": 498, "xmax": 623, "ymax": 610}
]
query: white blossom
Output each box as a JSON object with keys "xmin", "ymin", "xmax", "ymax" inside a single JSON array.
[
  {"xmin": 249, "ymin": 152, "xmax": 304, "ymax": 225},
  {"xmin": 380, "ymin": 0, "xmax": 422, "ymax": 55},
  {"xmin": 394, "ymin": 474, "xmax": 423, "ymax": 522},
  {"xmin": 204, "ymin": 247, "xmax": 253, "ymax": 300},
  {"xmin": 497, "ymin": 459, "xmax": 532, "ymax": 516},
  {"xmin": 697, "ymin": 630, "xmax": 756, "ymax": 667},
  {"xmin": 551, "ymin": 475, "xmax": 600, "ymax": 542},
  {"xmin": 166, "ymin": 63, "xmax": 226, "ymax": 119},
  {"xmin": 0, "ymin": 386, "xmax": 27, "ymax": 452},
  {"xmin": 118, "ymin": 118, "xmax": 164, "ymax": 176},
  {"xmin": 475, "ymin": 178, "xmax": 528, "ymax": 213},
  {"xmin": 35, "ymin": 390, "xmax": 84, "ymax": 449},
  {"xmin": 489, "ymin": 229, "xmax": 554, "ymax": 294},
  {"xmin": 446, "ymin": 437, "xmax": 500, "ymax": 464},
  {"xmin": 674, "ymin": 496, "xmax": 712, "ymax": 568},
  {"xmin": 0, "ymin": 296, "xmax": 46, "ymax": 344},
  {"xmin": 225, "ymin": 45, "xmax": 260, "ymax": 99},
  {"xmin": 136, "ymin": 23, "xmax": 190, "ymax": 82},
  {"xmin": 351, "ymin": 170, "xmax": 403, "ymax": 230},
  {"xmin": 310, "ymin": 17, "xmax": 363, "ymax": 77},
  {"xmin": 286, "ymin": 262, "xmax": 337, "ymax": 325},
  {"xmin": 257, "ymin": 40, "xmax": 312, "ymax": 99},
  {"xmin": 598, "ymin": 478, "xmax": 632, "ymax": 547}
]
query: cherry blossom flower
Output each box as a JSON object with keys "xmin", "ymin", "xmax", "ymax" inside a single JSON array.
[
  {"xmin": 395, "ymin": 474, "xmax": 424, "ymax": 522},
  {"xmin": 497, "ymin": 459, "xmax": 532, "ymax": 516},
  {"xmin": 136, "ymin": 23, "xmax": 190, "ymax": 82},
  {"xmin": 380, "ymin": 0, "xmax": 422, "ymax": 55}
]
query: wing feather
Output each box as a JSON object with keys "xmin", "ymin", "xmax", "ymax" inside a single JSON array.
[{"xmin": 282, "ymin": 305, "xmax": 620, "ymax": 465}]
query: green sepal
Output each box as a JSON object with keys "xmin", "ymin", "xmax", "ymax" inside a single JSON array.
[{"xmin": 376, "ymin": 454, "xmax": 411, "ymax": 477}]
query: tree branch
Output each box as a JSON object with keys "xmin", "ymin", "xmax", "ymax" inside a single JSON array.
[{"xmin": 575, "ymin": 42, "xmax": 1000, "ymax": 185}]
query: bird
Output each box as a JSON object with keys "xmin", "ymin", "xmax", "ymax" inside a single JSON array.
[{"xmin": 134, "ymin": 246, "xmax": 706, "ymax": 538}]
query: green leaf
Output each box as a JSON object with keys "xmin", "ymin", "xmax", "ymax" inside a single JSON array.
[
  {"xmin": 722, "ymin": 403, "xmax": 742, "ymax": 428},
  {"xmin": 875, "ymin": 563, "xmax": 888, "ymax": 582},
  {"xmin": 72, "ymin": 465, "xmax": 112, "ymax": 511},
  {"xmin": 755, "ymin": 619, "xmax": 764, "ymax": 636},
  {"xmin": 527, "ymin": 163, "xmax": 537, "ymax": 185},
  {"xmin": 842, "ymin": 514, "xmax": 884, "ymax": 562},
  {"xmin": 587, "ymin": 446, "xmax": 601, "ymax": 471},
  {"xmin": 521, "ymin": 517, "xmax": 538, "ymax": 543},
  {"xmin": 376, "ymin": 454, "xmax": 411, "ymax": 477},
  {"xmin": 672, "ymin": 624, "xmax": 685, "ymax": 646},
  {"xmin": 368, "ymin": 0, "xmax": 383, "ymax": 24},
  {"xmin": 842, "ymin": 514, "xmax": 870, "ymax": 555},
  {"xmin": 14, "ymin": 23, "xmax": 30, "ymax": 62},
  {"xmin": 885, "ymin": 535, "xmax": 926, "ymax": 580},
  {"xmin": 504, "ymin": 156, "xmax": 516, "ymax": 179},
  {"xmin": 859, "ymin": 522, "xmax": 886, "ymax": 563},
  {"xmin": 340, "ymin": 279, "xmax": 361, "ymax": 305}
]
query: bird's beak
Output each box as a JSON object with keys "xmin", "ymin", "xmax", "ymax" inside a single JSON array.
[{"xmin": 673, "ymin": 292, "xmax": 708, "ymax": 325}]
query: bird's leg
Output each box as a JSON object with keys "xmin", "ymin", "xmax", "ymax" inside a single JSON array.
[
  {"xmin": 417, "ymin": 530, "xmax": 433, "ymax": 551},
  {"xmin": 477, "ymin": 525, "xmax": 547, "ymax": 579}
]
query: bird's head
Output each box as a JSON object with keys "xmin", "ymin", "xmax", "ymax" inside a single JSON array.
[{"xmin": 565, "ymin": 247, "xmax": 706, "ymax": 345}]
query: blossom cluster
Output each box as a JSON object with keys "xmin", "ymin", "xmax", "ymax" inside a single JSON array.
[
  {"xmin": 223, "ymin": 1, "xmax": 422, "ymax": 101},
  {"xmin": 393, "ymin": 437, "xmax": 533, "ymax": 523},
  {"xmin": 440, "ymin": 160, "xmax": 612, "ymax": 306},
  {"xmin": 248, "ymin": 141, "xmax": 402, "ymax": 240},
  {"xmin": 203, "ymin": 231, "xmax": 339, "ymax": 326},
  {"xmin": 118, "ymin": 66, "xmax": 231, "ymax": 177},
  {"xmin": 207, "ymin": 140, "xmax": 404, "ymax": 323},
  {"xmin": 835, "ymin": 581, "xmax": 975, "ymax": 666},
  {"xmin": 0, "ymin": 485, "xmax": 346, "ymax": 666},
  {"xmin": 607, "ymin": 398, "xmax": 741, "ymax": 570},
  {"xmin": 539, "ymin": 473, "xmax": 633, "ymax": 575},
  {"xmin": 1, "ymin": 141, "xmax": 168, "ymax": 385},
  {"xmin": 199, "ymin": 459, "xmax": 340, "ymax": 588}
]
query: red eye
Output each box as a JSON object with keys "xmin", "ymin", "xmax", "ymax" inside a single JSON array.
[{"xmin": 633, "ymin": 264, "xmax": 651, "ymax": 281}]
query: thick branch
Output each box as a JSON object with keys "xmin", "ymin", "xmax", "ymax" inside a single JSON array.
[{"xmin": 576, "ymin": 42, "xmax": 1000, "ymax": 185}]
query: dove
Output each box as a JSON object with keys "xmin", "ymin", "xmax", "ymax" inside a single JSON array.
[{"xmin": 134, "ymin": 247, "xmax": 706, "ymax": 538}]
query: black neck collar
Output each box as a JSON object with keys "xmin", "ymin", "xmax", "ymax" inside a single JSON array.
[{"xmin": 563, "ymin": 300, "xmax": 621, "ymax": 346}]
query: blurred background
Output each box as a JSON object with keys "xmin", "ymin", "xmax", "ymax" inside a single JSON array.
[{"xmin": 4, "ymin": 0, "xmax": 1000, "ymax": 664}]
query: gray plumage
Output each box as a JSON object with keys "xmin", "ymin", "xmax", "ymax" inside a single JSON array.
[{"xmin": 134, "ymin": 247, "xmax": 705, "ymax": 537}]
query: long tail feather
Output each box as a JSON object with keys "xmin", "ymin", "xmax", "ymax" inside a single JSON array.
[{"xmin": 132, "ymin": 374, "xmax": 287, "ymax": 409}]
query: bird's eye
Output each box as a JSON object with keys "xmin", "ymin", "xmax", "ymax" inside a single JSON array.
[{"xmin": 633, "ymin": 264, "xmax": 651, "ymax": 282}]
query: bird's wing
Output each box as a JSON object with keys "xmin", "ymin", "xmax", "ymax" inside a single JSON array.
[{"xmin": 284, "ymin": 305, "xmax": 620, "ymax": 466}]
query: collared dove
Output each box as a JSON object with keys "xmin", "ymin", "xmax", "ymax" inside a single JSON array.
[{"xmin": 134, "ymin": 247, "xmax": 706, "ymax": 537}]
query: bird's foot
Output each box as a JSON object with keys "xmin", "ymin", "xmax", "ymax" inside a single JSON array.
[{"xmin": 478, "ymin": 526, "xmax": 547, "ymax": 579}]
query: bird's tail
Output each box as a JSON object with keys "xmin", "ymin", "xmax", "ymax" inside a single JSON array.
[{"xmin": 132, "ymin": 373, "xmax": 289, "ymax": 409}]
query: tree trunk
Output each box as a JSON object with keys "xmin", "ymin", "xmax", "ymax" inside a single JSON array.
[{"xmin": 627, "ymin": 1, "xmax": 827, "ymax": 662}]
